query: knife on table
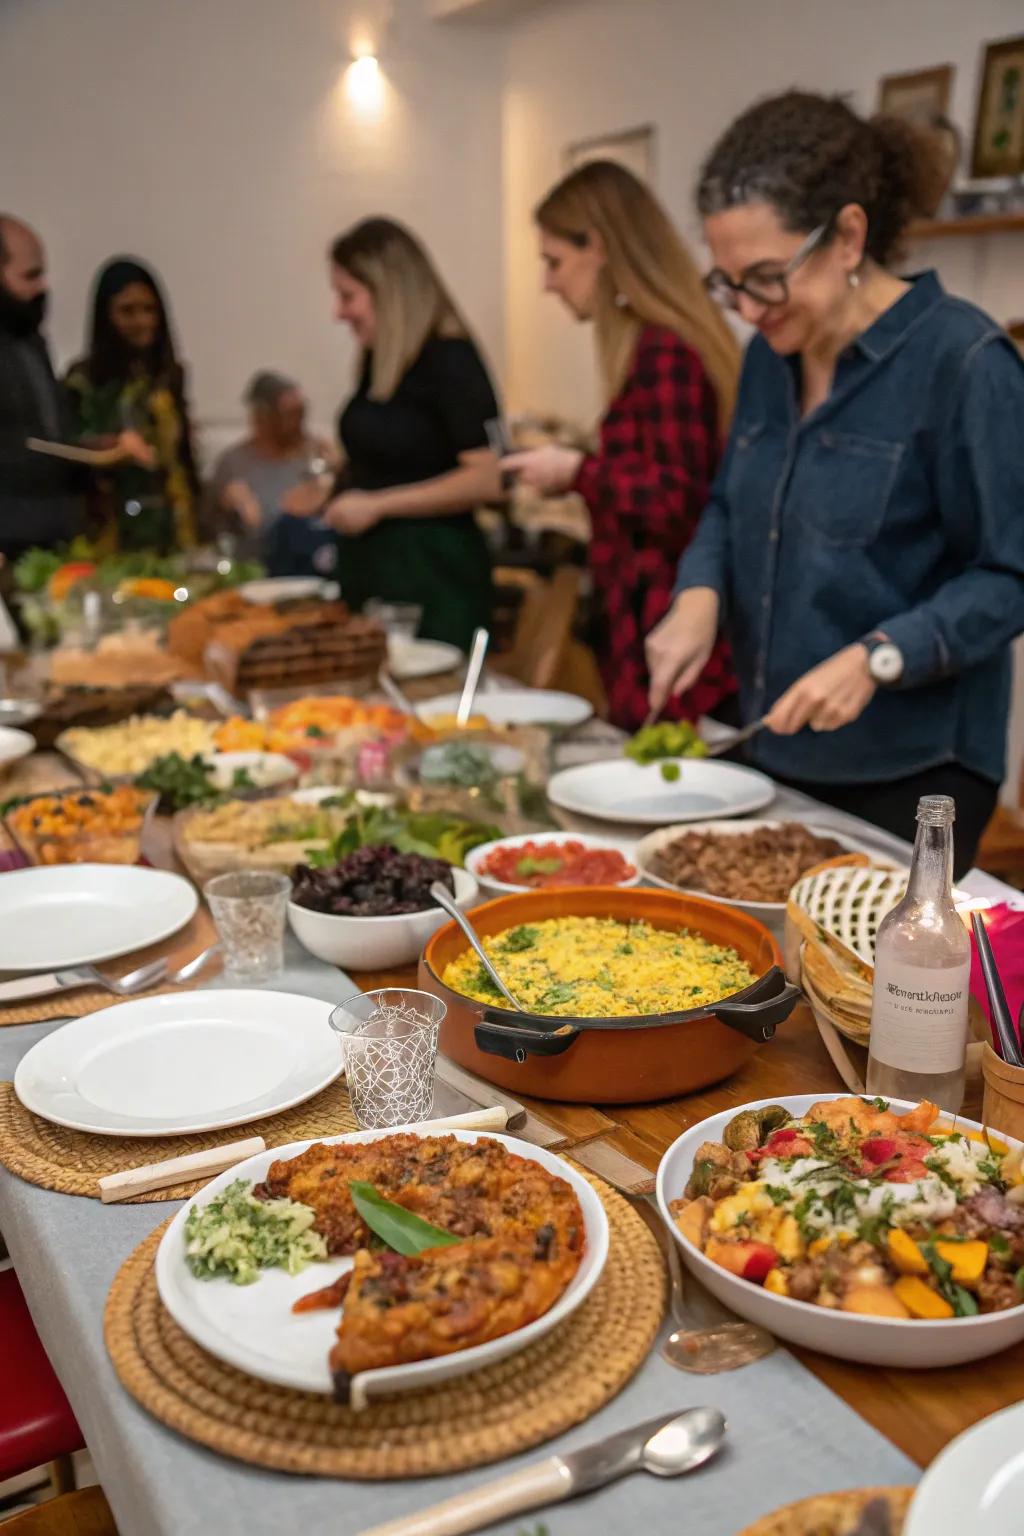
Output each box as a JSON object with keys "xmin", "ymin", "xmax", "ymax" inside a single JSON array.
[
  {"xmin": 356, "ymin": 1407, "xmax": 726, "ymax": 1536},
  {"xmin": 0, "ymin": 969, "xmax": 96, "ymax": 1003}
]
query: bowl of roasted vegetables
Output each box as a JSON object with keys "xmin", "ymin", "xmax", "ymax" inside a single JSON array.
[{"xmin": 656, "ymin": 1093, "xmax": 1024, "ymax": 1368}]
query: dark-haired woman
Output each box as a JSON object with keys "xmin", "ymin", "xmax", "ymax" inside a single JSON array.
[
  {"xmin": 65, "ymin": 259, "xmax": 198, "ymax": 552},
  {"xmin": 646, "ymin": 91, "xmax": 1024, "ymax": 869}
]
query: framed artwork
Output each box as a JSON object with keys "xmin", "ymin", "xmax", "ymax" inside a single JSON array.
[
  {"xmin": 971, "ymin": 35, "xmax": 1024, "ymax": 177},
  {"xmin": 564, "ymin": 124, "xmax": 655, "ymax": 183},
  {"xmin": 877, "ymin": 64, "xmax": 953, "ymax": 123}
]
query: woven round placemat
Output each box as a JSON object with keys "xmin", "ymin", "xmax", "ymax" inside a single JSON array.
[
  {"xmin": 0, "ymin": 1078, "xmax": 355, "ymax": 1202},
  {"xmin": 105, "ymin": 1180, "xmax": 664, "ymax": 1479}
]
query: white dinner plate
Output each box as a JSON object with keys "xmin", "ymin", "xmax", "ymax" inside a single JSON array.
[
  {"xmin": 905, "ymin": 1401, "xmax": 1024, "ymax": 1536},
  {"xmin": 546, "ymin": 758, "xmax": 775, "ymax": 826},
  {"xmin": 239, "ymin": 577, "xmax": 340, "ymax": 605},
  {"xmin": 155, "ymin": 1128, "xmax": 609, "ymax": 1405},
  {"xmin": 15, "ymin": 990, "xmax": 340, "ymax": 1136},
  {"xmin": 387, "ymin": 637, "xmax": 463, "ymax": 680},
  {"xmin": 0, "ymin": 865, "xmax": 198, "ymax": 971},
  {"xmin": 656, "ymin": 1094, "xmax": 1024, "ymax": 1369},
  {"xmin": 418, "ymin": 689, "xmax": 592, "ymax": 730}
]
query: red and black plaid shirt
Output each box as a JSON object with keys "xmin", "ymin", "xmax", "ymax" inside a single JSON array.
[{"xmin": 573, "ymin": 324, "xmax": 736, "ymax": 732}]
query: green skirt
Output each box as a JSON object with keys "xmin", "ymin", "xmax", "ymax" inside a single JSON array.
[{"xmin": 337, "ymin": 515, "xmax": 492, "ymax": 651}]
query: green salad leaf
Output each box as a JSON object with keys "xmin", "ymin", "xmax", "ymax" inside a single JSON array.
[{"xmin": 349, "ymin": 1181, "xmax": 460, "ymax": 1256}]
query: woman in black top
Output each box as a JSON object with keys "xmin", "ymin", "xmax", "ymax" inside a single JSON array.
[{"xmin": 297, "ymin": 218, "xmax": 498, "ymax": 649}]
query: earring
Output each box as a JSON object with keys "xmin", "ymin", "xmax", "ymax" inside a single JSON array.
[
  {"xmin": 848, "ymin": 271, "xmax": 861, "ymax": 289},
  {"xmin": 614, "ymin": 292, "xmax": 630, "ymax": 308}
]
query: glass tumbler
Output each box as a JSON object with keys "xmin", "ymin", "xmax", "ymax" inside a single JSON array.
[
  {"xmin": 205, "ymin": 871, "xmax": 291, "ymax": 984},
  {"xmin": 330, "ymin": 988, "xmax": 446, "ymax": 1128},
  {"xmin": 365, "ymin": 599, "xmax": 423, "ymax": 643}
]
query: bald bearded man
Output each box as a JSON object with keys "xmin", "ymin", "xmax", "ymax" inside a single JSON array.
[{"xmin": 0, "ymin": 215, "xmax": 82, "ymax": 563}]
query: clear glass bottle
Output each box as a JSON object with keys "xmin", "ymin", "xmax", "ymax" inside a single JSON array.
[{"xmin": 866, "ymin": 796, "xmax": 971, "ymax": 1111}]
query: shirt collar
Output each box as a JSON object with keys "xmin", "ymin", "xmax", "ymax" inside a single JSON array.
[{"xmin": 850, "ymin": 269, "xmax": 944, "ymax": 362}]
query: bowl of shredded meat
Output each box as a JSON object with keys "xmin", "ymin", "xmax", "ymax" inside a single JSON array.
[{"xmin": 636, "ymin": 819, "xmax": 874, "ymax": 928}]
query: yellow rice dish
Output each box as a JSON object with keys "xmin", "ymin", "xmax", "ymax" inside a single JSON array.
[{"xmin": 441, "ymin": 916, "xmax": 757, "ymax": 1017}]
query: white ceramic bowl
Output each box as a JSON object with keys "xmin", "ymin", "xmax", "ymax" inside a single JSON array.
[
  {"xmin": 155, "ymin": 1127, "xmax": 608, "ymax": 1407},
  {"xmin": 636, "ymin": 819, "xmax": 882, "ymax": 934},
  {"xmin": 288, "ymin": 866, "xmax": 479, "ymax": 970},
  {"xmin": 205, "ymin": 751, "xmax": 299, "ymax": 792},
  {"xmin": 466, "ymin": 831, "xmax": 640, "ymax": 898},
  {"xmin": 656, "ymin": 1093, "xmax": 1024, "ymax": 1369},
  {"xmin": 0, "ymin": 725, "xmax": 35, "ymax": 776}
]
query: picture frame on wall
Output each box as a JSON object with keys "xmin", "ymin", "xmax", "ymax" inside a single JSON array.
[
  {"xmin": 564, "ymin": 124, "xmax": 655, "ymax": 183},
  {"xmin": 971, "ymin": 35, "xmax": 1024, "ymax": 177},
  {"xmin": 876, "ymin": 64, "xmax": 953, "ymax": 123}
]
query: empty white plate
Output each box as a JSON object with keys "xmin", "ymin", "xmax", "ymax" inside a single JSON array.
[
  {"xmin": 387, "ymin": 637, "xmax": 463, "ymax": 680},
  {"xmin": 155, "ymin": 1128, "xmax": 608, "ymax": 1404},
  {"xmin": 546, "ymin": 758, "xmax": 775, "ymax": 826},
  {"xmin": 418, "ymin": 688, "xmax": 592, "ymax": 730},
  {"xmin": 905, "ymin": 1401, "xmax": 1024, "ymax": 1536},
  {"xmin": 15, "ymin": 989, "xmax": 341, "ymax": 1136},
  {"xmin": 0, "ymin": 865, "xmax": 198, "ymax": 971},
  {"xmin": 0, "ymin": 724, "xmax": 35, "ymax": 769}
]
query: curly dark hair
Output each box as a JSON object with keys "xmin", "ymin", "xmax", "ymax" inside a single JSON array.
[{"xmin": 696, "ymin": 91, "xmax": 938, "ymax": 265}]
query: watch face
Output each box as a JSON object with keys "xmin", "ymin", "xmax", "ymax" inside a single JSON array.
[{"xmin": 870, "ymin": 642, "xmax": 903, "ymax": 684}]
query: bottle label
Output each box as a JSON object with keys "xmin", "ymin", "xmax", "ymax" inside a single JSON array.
[{"xmin": 869, "ymin": 957, "xmax": 971, "ymax": 1073}]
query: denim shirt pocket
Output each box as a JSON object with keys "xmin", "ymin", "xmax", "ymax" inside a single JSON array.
[
  {"xmin": 724, "ymin": 421, "xmax": 768, "ymax": 524},
  {"xmin": 793, "ymin": 429, "xmax": 905, "ymax": 548}
]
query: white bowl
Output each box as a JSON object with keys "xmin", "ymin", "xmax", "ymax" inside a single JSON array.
[
  {"xmin": 288, "ymin": 866, "xmax": 479, "ymax": 969},
  {"xmin": 0, "ymin": 725, "xmax": 35, "ymax": 773},
  {"xmin": 205, "ymin": 751, "xmax": 299, "ymax": 792},
  {"xmin": 239, "ymin": 577, "xmax": 340, "ymax": 605},
  {"xmin": 466, "ymin": 831, "xmax": 640, "ymax": 897},
  {"xmin": 155, "ymin": 1127, "xmax": 608, "ymax": 1407},
  {"xmin": 656, "ymin": 1093, "xmax": 1024, "ymax": 1369},
  {"xmin": 636, "ymin": 819, "xmax": 881, "ymax": 934}
]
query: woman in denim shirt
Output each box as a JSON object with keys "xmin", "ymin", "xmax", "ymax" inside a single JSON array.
[{"xmin": 647, "ymin": 91, "xmax": 1024, "ymax": 869}]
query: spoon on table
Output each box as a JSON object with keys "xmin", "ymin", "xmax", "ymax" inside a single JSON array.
[
  {"xmin": 456, "ymin": 627, "xmax": 489, "ymax": 727},
  {"xmin": 356, "ymin": 1406, "xmax": 726, "ymax": 1536},
  {"xmin": 971, "ymin": 910, "xmax": 1024, "ymax": 1066},
  {"xmin": 429, "ymin": 881, "xmax": 526, "ymax": 1011}
]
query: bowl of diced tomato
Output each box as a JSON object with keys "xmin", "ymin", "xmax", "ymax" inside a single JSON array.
[{"xmin": 465, "ymin": 832, "xmax": 639, "ymax": 898}]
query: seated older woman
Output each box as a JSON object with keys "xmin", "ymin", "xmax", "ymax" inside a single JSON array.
[{"xmin": 210, "ymin": 371, "xmax": 337, "ymax": 570}]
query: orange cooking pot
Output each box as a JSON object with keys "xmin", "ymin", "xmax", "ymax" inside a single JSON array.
[{"xmin": 418, "ymin": 886, "xmax": 799, "ymax": 1104}]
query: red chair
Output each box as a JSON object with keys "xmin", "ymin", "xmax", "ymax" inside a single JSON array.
[{"xmin": 0, "ymin": 1267, "xmax": 84, "ymax": 1495}]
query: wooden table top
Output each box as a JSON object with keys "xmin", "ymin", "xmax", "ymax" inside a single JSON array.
[
  {"xmin": 356, "ymin": 958, "xmax": 1023, "ymax": 1471},
  {"xmin": 7, "ymin": 750, "xmax": 1019, "ymax": 1468}
]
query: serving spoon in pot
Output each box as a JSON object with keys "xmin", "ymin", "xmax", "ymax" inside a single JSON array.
[{"xmin": 429, "ymin": 881, "xmax": 526, "ymax": 1012}]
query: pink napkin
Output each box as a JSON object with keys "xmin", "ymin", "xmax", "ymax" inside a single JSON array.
[{"xmin": 970, "ymin": 903, "xmax": 1024, "ymax": 1051}]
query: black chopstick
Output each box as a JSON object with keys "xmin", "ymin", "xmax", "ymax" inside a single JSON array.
[{"xmin": 971, "ymin": 911, "xmax": 1024, "ymax": 1067}]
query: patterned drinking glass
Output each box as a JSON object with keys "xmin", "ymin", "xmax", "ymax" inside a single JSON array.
[
  {"xmin": 330, "ymin": 989, "xmax": 446, "ymax": 1129},
  {"xmin": 205, "ymin": 871, "xmax": 291, "ymax": 984}
]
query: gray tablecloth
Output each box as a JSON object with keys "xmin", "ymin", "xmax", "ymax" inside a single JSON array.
[{"xmin": 0, "ymin": 929, "xmax": 923, "ymax": 1536}]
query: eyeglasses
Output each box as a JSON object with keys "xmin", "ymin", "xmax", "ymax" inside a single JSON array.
[{"xmin": 703, "ymin": 222, "xmax": 830, "ymax": 310}]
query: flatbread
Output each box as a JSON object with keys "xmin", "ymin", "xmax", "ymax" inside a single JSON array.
[{"xmin": 738, "ymin": 1485, "xmax": 914, "ymax": 1536}]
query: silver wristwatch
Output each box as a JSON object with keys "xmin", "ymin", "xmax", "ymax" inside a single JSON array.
[{"xmin": 863, "ymin": 632, "xmax": 904, "ymax": 686}]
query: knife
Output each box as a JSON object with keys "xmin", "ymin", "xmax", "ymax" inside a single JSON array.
[
  {"xmin": 356, "ymin": 1407, "xmax": 726, "ymax": 1536},
  {"xmin": 0, "ymin": 969, "xmax": 96, "ymax": 1003}
]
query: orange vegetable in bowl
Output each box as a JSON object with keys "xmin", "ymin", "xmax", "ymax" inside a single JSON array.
[
  {"xmin": 47, "ymin": 561, "xmax": 96, "ymax": 601},
  {"xmin": 842, "ymin": 1285, "xmax": 911, "ymax": 1319},
  {"xmin": 893, "ymin": 1276, "xmax": 955, "ymax": 1319},
  {"xmin": 115, "ymin": 577, "xmax": 179, "ymax": 602}
]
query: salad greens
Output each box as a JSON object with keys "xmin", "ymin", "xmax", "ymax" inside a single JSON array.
[
  {"xmin": 184, "ymin": 1180, "xmax": 327, "ymax": 1285},
  {"xmin": 309, "ymin": 804, "xmax": 501, "ymax": 869}
]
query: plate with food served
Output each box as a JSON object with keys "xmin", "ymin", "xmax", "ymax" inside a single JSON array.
[
  {"xmin": 657, "ymin": 1093, "xmax": 1024, "ymax": 1367},
  {"xmin": 466, "ymin": 832, "xmax": 639, "ymax": 897},
  {"xmin": 155, "ymin": 1128, "xmax": 608, "ymax": 1408},
  {"xmin": 636, "ymin": 820, "xmax": 876, "ymax": 926},
  {"xmin": 546, "ymin": 758, "xmax": 775, "ymax": 827}
]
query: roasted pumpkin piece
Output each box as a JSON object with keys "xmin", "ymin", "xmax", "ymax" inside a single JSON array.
[
  {"xmin": 841, "ymin": 1285, "xmax": 911, "ymax": 1318},
  {"xmin": 893, "ymin": 1276, "xmax": 954, "ymax": 1319}
]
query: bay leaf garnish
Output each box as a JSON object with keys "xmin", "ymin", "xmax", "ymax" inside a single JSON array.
[{"xmin": 349, "ymin": 1181, "xmax": 460, "ymax": 1256}]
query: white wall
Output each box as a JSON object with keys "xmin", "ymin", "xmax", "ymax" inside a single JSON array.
[
  {"xmin": 0, "ymin": 0, "xmax": 505, "ymax": 458},
  {"xmin": 503, "ymin": 0, "xmax": 1024, "ymax": 421}
]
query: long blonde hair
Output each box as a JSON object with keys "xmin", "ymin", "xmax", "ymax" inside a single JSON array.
[
  {"xmin": 535, "ymin": 160, "xmax": 739, "ymax": 431},
  {"xmin": 330, "ymin": 218, "xmax": 470, "ymax": 401}
]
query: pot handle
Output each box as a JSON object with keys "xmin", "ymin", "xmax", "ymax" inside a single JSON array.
[
  {"xmin": 474, "ymin": 1017, "xmax": 579, "ymax": 1062},
  {"xmin": 712, "ymin": 966, "xmax": 801, "ymax": 1043}
]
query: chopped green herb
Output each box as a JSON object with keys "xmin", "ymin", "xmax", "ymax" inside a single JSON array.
[
  {"xmin": 499, "ymin": 925, "xmax": 540, "ymax": 953},
  {"xmin": 184, "ymin": 1179, "xmax": 326, "ymax": 1285}
]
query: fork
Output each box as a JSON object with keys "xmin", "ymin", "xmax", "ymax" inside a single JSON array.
[{"xmin": 53, "ymin": 958, "xmax": 170, "ymax": 997}]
